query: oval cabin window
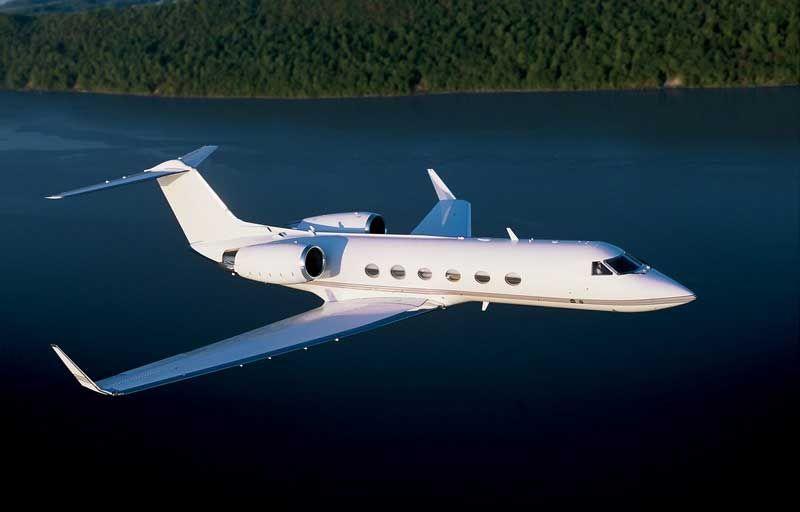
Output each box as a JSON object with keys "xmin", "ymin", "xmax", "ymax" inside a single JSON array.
[
  {"xmin": 505, "ymin": 272, "xmax": 522, "ymax": 285},
  {"xmin": 417, "ymin": 268, "xmax": 432, "ymax": 280},
  {"xmin": 474, "ymin": 271, "xmax": 490, "ymax": 284},
  {"xmin": 390, "ymin": 265, "xmax": 406, "ymax": 279},
  {"xmin": 365, "ymin": 264, "xmax": 380, "ymax": 277},
  {"xmin": 445, "ymin": 269, "xmax": 461, "ymax": 282}
]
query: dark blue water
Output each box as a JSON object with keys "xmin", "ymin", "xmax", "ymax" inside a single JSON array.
[{"xmin": 2, "ymin": 88, "xmax": 797, "ymax": 500}]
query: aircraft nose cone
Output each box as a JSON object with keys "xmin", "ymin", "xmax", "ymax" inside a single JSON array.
[
  {"xmin": 674, "ymin": 284, "xmax": 696, "ymax": 303},
  {"xmin": 648, "ymin": 270, "xmax": 696, "ymax": 305}
]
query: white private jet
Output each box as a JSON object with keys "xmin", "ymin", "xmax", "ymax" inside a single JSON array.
[{"xmin": 47, "ymin": 146, "xmax": 695, "ymax": 396}]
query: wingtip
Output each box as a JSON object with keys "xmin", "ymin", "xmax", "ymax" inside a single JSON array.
[
  {"xmin": 426, "ymin": 168, "xmax": 456, "ymax": 200},
  {"xmin": 45, "ymin": 195, "xmax": 63, "ymax": 200},
  {"xmin": 51, "ymin": 344, "xmax": 114, "ymax": 396}
]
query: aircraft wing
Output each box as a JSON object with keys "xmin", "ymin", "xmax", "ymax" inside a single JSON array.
[
  {"xmin": 52, "ymin": 298, "xmax": 438, "ymax": 396},
  {"xmin": 411, "ymin": 169, "xmax": 472, "ymax": 237}
]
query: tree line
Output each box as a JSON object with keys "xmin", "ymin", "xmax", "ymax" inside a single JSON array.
[
  {"xmin": 0, "ymin": 0, "xmax": 797, "ymax": 98},
  {"xmin": 0, "ymin": 1, "xmax": 160, "ymax": 16}
]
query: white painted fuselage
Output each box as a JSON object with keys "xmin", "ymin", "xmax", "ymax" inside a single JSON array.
[{"xmin": 234, "ymin": 233, "xmax": 695, "ymax": 313}]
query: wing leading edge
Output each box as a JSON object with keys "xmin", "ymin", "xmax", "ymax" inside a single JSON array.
[
  {"xmin": 52, "ymin": 298, "xmax": 438, "ymax": 396},
  {"xmin": 412, "ymin": 169, "xmax": 472, "ymax": 237}
]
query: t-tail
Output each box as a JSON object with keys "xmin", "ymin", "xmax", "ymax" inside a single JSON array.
[{"xmin": 46, "ymin": 146, "xmax": 278, "ymax": 260}]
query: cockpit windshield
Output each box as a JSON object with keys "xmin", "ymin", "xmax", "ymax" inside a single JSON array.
[
  {"xmin": 591, "ymin": 261, "xmax": 613, "ymax": 275},
  {"xmin": 604, "ymin": 254, "xmax": 648, "ymax": 275}
]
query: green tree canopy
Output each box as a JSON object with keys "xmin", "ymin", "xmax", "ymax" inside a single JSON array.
[{"xmin": 1, "ymin": 0, "xmax": 797, "ymax": 97}]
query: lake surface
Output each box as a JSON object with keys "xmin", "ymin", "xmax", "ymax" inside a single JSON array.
[{"xmin": 1, "ymin": 88, "xmax": 797, "ymax": 500}]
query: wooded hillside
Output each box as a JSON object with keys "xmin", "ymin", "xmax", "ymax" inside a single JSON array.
[{"xmin": 0, "ymin": 0, "xmax": 796, "ymax": 97}]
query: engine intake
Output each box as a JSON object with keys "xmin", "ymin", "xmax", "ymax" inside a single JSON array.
[{"xmin": 301, "ymin": 245, "xmax": 325, "ymax": 279}]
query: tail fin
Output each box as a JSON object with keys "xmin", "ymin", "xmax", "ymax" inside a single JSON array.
[
  {"xmin": 46, "ymin": 146, "xmax": 269, "ymax": 252},
  {"xmin": 154, "ymin": 167, "xmax": 265, "ymax": 244}
]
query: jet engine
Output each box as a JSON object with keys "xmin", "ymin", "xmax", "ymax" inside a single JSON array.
[
  {"xmin": 222, "ymin": 241, "xmax": 326, "ymax": 284},
  {"xmin": 288, "ymin": 212, "xmax": 386, "ymax": 234}
]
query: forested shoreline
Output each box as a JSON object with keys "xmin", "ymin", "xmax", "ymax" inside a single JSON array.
[{"xmin": 0, "ymin": 0, "xmax": 797, "ymax": 99}]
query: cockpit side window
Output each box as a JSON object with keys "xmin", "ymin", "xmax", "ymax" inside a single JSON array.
[
  {"xmin": 591, "ymin": 261, "xmax": 612, "ymax": 276},
  {"xmin": 604, "ymin": 254, "xmax": 646, "ymax": 275}
]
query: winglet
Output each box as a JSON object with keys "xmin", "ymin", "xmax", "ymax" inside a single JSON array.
[
  {"xmin": 50, "ymin": 345, "xmax": 114, "ymax": 396},
  {"xmin": 427, "ymin": 169, "xmax": 456, "ymax": 200},
  {"xmin": 506, "ymin": 227, "xmax": 519, "ymax": 242}
]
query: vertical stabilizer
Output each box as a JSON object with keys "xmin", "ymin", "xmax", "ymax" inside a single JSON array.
[
  {"xmin": 45, "ymin": 146, "xmax": 290, "ymax": 260},
  {"xmin": 154, "ymin": 169, "xmax": 265, "ymax": 245}
]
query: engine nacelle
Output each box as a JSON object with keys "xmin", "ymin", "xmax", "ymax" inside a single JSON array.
[
  {"xmin": 222, "ymin": 241, "xmax": 326, "ymax": 284},
  {"xmin": 288, "ymin": 212, "xmax": 386, "ymax": 234}
]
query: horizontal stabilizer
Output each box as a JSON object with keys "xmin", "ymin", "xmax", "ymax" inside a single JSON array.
[
  {"xmin": 45, "ymin": 145, "xmax": 218, "ymax": 199},
  {"xmin": 45, "ymin": 169, "xmax": 186, "ymax": 199},
  {"xmin": 179, "ymin": 145, "xmax": 218, "ymax": 168},
  {"xmin": 51, "ymin": 345, "xmax": 113, "ymax": 396}
]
